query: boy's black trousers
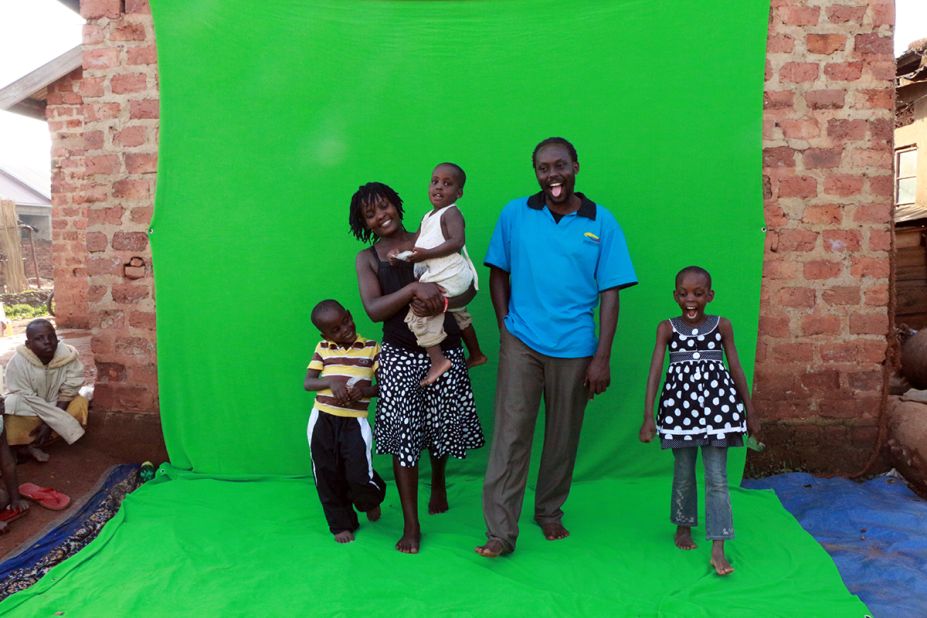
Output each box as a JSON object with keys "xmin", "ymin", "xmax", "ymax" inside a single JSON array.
[{"xmin": 307, "ymin": 409, "xmax": 386, "ymax": 534}]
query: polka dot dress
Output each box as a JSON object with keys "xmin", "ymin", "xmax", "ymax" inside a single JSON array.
[
  {"xmin": 657, "ymin": 316, "xmax": 746, "ymax": 449},
  {"xmin": 374, "ymin": 343, "xmax": 485, "ymax": 467}
]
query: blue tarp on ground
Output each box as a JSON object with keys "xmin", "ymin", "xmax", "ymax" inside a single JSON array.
[{"xmin": 743, "ymin": 473, "xmax": 927, "ymax": 618}]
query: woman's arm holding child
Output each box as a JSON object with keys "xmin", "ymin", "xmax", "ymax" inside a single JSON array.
[
  {"xmin": 719, "ymin": 318, "xmax": 761, "ymax": 437},
  {"xmin": 356, "ymin": 249, "xmax": 444, "ymax": 321},
  {"xmin": 407, "ymin": 207, "xmax": 465, "ymax": 263},
  {"xmin": 640, "ymin": 321, "xmax": 672, "ymax": 442}
]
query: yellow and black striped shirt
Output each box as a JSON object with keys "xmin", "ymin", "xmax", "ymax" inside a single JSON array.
[{"xmin": 307, "ymin": 336, "xmax": 379, "ymax": 417}]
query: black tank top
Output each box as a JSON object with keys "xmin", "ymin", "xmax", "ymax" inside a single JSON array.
[{"xmin": 370, "ymin": 245, "xmax": 461, "ymax": 352}]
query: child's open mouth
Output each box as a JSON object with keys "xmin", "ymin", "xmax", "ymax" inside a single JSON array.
[{"xmin": 685, "ymin": 306, "xmax": 699, "ymax": 320}]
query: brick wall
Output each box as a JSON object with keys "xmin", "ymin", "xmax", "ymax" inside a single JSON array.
[
  {"xmin": 752, "ymin": 0, "xmax": 895, "ymax": 473},
  {"xmin": 79, "ymin": 0, "xmax": 159, "ymax": 414},
  {"xmin": 47, "ymin": 69, "xmax": 89, "ymax": 328}
]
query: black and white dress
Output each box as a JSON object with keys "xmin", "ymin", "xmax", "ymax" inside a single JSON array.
[
  {"xmin": 656, "ymin": 315, "xmax": 746, "ymax": 449},
  {"xmin": 369, "ymin": 246, "xmax": 484, "ymax": 467}
]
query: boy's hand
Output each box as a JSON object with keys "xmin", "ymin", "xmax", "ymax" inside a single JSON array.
[
  {"xmin": 406, "ymin": 250, "xmax": 425, "ymax": 264},
  {"xmin": 326, "ymin": 376, "xmax": 351, "ymax": 405},
  {"xmin": 346, "ymin": 380, "xmax": 373, "ymax": 402},
  {"xmin": 639, "ymin": 417, "xmax": 656, "ymax": 443}
]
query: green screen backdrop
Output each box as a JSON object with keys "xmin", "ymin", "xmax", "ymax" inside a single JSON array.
[{"xmin": 0, "ymin": 1, "xmax": 869, "ymax": 615}]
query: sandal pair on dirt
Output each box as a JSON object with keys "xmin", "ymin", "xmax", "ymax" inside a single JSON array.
[{"xmin": 19, "ymin": 483, "xmax": 70, "ymax": 510}]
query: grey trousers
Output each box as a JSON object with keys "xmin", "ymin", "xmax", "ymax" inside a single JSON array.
[{"xmin": 481, "ymin": 326, "xmax": 590, "ymax": 551}]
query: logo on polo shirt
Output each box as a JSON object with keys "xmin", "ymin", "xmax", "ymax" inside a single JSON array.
[{"xmin": 583, "ymin": 232, "xmax": 600, "ymax": 242}]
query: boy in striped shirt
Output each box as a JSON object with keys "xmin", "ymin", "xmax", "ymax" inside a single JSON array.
[{"xmin": 304, "ymin": 299, "xmax": 386, "ymax": 543}]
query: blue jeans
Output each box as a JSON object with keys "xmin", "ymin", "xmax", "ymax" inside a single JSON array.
[{"xmin": 671, "ymin": 446, "xmax": 734, "ymax": 540}]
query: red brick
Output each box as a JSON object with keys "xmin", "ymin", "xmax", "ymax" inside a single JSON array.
[
  {"xmin": 112, "ymin": 284, "xmax": 151, "ymax": 304},
  {"xmin": 112, "ymin": 22, "xmax": 148, "ymax": 41},
  {"xmin": 778, "ymin": 229, "xmax": 819, "ymax": 252},
  {"xmin": 81, "ymin": 0, "xmax": 121, "ymax": 19},
  {"xmin": 125, "ymin": 152, "xmax": 158, "ymax": 174},
  {"xmin": 88, "ymin": 255, "xmax": 122, "ymax": 276},
  {"xmin": 869, "ymin": 61, "xmax": 896, "ymax": 81},
  {"xmin": 806, "ymin": 33, "xmax": 847, "ymax": 54},
  {"xmin": 850, "ymin": 256, "xmax": 890, "ymax": 279},
  {"xmin": 847, "ymin": 370, "xmax": 884, "ymax": 393},
  {"xmin": 868, "ymin": 229, "xmax": 892, "ymax": 251},
  {"xmin": 803, "ymin": 260, "xmax": 843, "ymax": 280},
  {"xmin": 780, "ymin": 118, "xmax": 820, "ymax": 139},
  {"xmin": 87, "ymin": 232, "xmax": 108, "ymax": 253},
  {"xmin": 116, "ymin": 336, "xmax": 155, "ymax": 356},
  {"xmin": 799, "ymin": 370, "xmax": 841, "ymax": 393},
  {"xmin": 126, "ymin": 45, "xmax": 158, "ymax": 66},
  {"xmin": 84, "ymin": 48, "xmax": 121, "ymax": 71},
  {"xmin": 823, "ymin": 230, "xmax": 861, "ymax": 252},
  {"xmin": 129, "ymin": 310, "xmax": 157, "ymax": 330},
  {"xmin": 97, "ymin": 362, "xmax": 127, "ymax": 383},
  {"xmin": 98, "ymin": 310, "xmax": 126, "ymax": 330},
  {"xmin": 125, "ymin": 0, "xmax": 152, "ymax": 14},
  {"xmin": 88, "ymin": 285, "xmax": 108, "ymax": 303},
  {"xmin": 870, "ymin": 2, "xmax": 894, "ymax": 27},
  {"xmin": 112, "ymin": 231, "xmax": 149, "ymax": 251},
  {"xmin": 88, "ymin": 206, "xmax": 125, "ymax": 226},
  {"xmin": 767, "ymin": 34, "xmax": 795, "ymax": 54},
  {"xmin": 803, "ymin": 148, "xmax": 842, "ymax": 169},
  {"xmin": 824, "ymin": 174, "xmax": 864, "ymax": 197},
  {"xmin": 801, "ymin": 314, "xmax": 841, "ymax": 336},
  {"xmin": 85, "ymin": 154, "xmax": 120, "ymax": 176},
  {"xmin": 854, "ymin": 33, "xmax": 893, "ymax": 56},
  {"xmin": 111, "ymin": 73, "xmax": 148, "ymax": 94},
  {"xmin": 868, "ymin": 175, "xmax": 894, "ymax": 199},
  {"xmin": 758, "ymin": 315, "xmax": 790, "ymax": 339},
  {"xmin": 864, "ymin": 284, "xmax": 890, "ymax": 306},
  {"xmin": 764, "ymin": 90, "xmax": 794, "ymax": 110},
  {"xmin": 780, "ymin": 62, "xmax": 819, "ymax": 83},
  {"xmin": 778, "ymin": 287, "xmax": 816, "ymax": 308},
  {"xmin": 780, "ymin": 6, "xmax": 820, "ymax": 26},
  {"xmin": 805, "ymin": 89, "xmax": 845, "ymax": 109},
  {"xmin": 823, "ymin": 61, "xmax": 862, "ymax": 81},
  {"xmin": 79, "ymin": 77, "xmax": 105, "ymax": 98},
  {"xmin": 83, "ymin": 23, "xmax": 105, "ymax": 45},
  {"xmin": 827, "ymin": 119, "xmax": 867, "ymax": 141},
  {"xmin": 129, "ymin": 99, "xmax": 159, "ymax": 120},
  {"xmin": 85, "ymin": 130, "xmax": 104, "ymax": 150},
  {"xmin": 826, "ymin": 5, "xmax": 866, "ymax": 23},
  {"xmin": 770, "ymin": 342, "xmax": 814, "ymax": 363},
  {"xmin": 869, "ymin": 118, "xmax": 894, "ymax": 143},
  {"xmin": 802, "ymin": 204, "xmax": 842, "ymax": 225},
  {"xmin": 778, "ymin": 175, "xmax": 818, "ymax": 198},
  {"xmin": 821, "ymin": 285, "xmax": 860, "ymax": 306},
  {"xmin": 857, "ymin": 89, "xmax": 892, "ymax": 110},
  {"xmin": 818, "ymin": 399, "xmax": 862, "ymax": 419},
  {"xmin": 129, "ymin": 207, "xmax": 154, "ymax": 224},
  {"xmin": 114, "ymin": 126, "xmax": 148, "ymax": 148},
  {"xmin": 848, "ymin": 147, "xmax": 890, "ymax": 169},
  {"xmin": 113, "ymin": 178, "xmax": 152, "ymax": 200},
  {"xmin": 849, "ymin": 424, "xmax": 879, "ymax": 448},
  {"xmin": 763, "ymin": 146, "xmax": 795, "ymax": 168},
  {"xmin": 849, "ymin": 311, "xmax": 889, "ymax": 336},
  {"xmin": 763, "ymin": 257, "xmax": 801, "ymax": 280},
  {"xmin": 83, "ymin": 102, "xmax": 121, "ymax": 122}
]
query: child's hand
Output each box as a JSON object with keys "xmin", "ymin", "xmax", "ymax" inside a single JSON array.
[
  {"xmin": 639, "ymin": 417, "xmax": 656, "ymax": 443},
  {"xmin": 406, "ymin": 250, "xmax": 425, "ymax": 264},
  {"xmin": 346, "ymin": 380, "xmax": 374, "ymax": 402},
  {"xmin": 747, "ymin": 413, "xmax": 761, "ymax": 439},
  {"xmin": 326, "ymin": 376, "xmax": 351, "ymax": 405}
]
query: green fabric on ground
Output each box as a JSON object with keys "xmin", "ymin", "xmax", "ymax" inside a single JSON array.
[
  {"xmin": 0, "ymin": 468, "xmax": 867, "ymax": 616},
  {"xmin": 0, "ymin": 1, "xmax": 869, "ymax": 615}
]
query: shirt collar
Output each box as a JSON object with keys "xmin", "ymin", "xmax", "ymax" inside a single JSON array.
[
  {"xmin": 526, "ymin": 192, "xmax": 596, "ymax": 220},
  {"xmin": 325, "ymin": 336, "xmax": 364, "ymax": 350}
]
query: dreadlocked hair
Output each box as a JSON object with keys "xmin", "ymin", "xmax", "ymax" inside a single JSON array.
[
  {"xmin": 532, "ymin": 137, "xmax": 578, "ymax": 167},
  {"xmin": 348, "ymin": 182, "xmax": 404, "ymax": 243}
]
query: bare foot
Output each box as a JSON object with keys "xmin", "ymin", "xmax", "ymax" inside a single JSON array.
[
  {"xmin": 366, "ymin": 506, "xmax": 381, "ymax": 522},
  {"xmin": 333, "ymin": 530, "xmax": 355, "ymax": 543},
  {"xmin": 428, "ymin": 488, "xmax": 448, "ymax": 515},
  {"xmin": 539, "ymin": 521, "xmax": 570, "ymax": 541},
  {"xmin": 420, "ymin": 357, "xmax": 452, "ymax": 386},
  {"xmin": 26, "ymin": 445, "xmax": 49, "ymax": 463},
  {"xmin": 0, "ymin": 521, "xmax": 7, "ymax": 536},
  {"xmin": 674, "ymin": 526, "xmax": 697, "ymax": 550},
  {"xmin": 711, "ymin": 541, "xmax": 734, "ymax": 576},
  {"xmin": 396, "ymin": 527, "xmax": 421, "ymax": 554},
  {"xmin": 475, "ymin": 538, "xmax": 510, "ymax": 558},
  {"xmin": 466, "ymin": 353, "xmax": 488, "ymax": 368}
]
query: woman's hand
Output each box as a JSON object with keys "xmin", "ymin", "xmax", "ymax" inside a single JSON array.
[
  {"xmin": 639, "ymin": 416, "xmax": 656, "ymax": 443},
  {"xmin": 410, "ymin": 282, "xmax": 445, "ymax": 317}
]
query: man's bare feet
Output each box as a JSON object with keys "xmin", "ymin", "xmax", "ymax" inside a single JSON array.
[
  {"xmin": 395, "ymin": 527, "xmax": 421, "ymax": 554},
  {"xmin": 711, "ymin": 541, "xmax": 734, "ymax": 576},
  {"xmin": 420, "ymin": 358, "xmax": 452, "ymax": 386},
  {"xmin": 674, "ymin": 526, "xmax": 697, "ymax": 550},
  {"xmin": 366, "ymin": 506, "xmax": 381, "ymax": 522},
  {"xmin": 26, "ymin": 445, "xmax": 49, "ymax": 463},
  {"xmin": 428, "ymin": 488, "xmax": 448, "ymax": 514},
  {"xmin": 333, "ymin": 530, "xmax": 355, "ymax": 543},
  {"xmin": 474, "ymin": 538, "xmax": 511, "ymax": 558},
  {"xmin": 466, "ymin": 353, "xmax": 488, "ymax": 368},
  {"xmin": 539, "ymin": 521, "xmax": 570, "ymax": 541}
]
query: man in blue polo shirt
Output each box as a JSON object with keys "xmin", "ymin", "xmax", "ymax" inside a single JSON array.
[{"xmin": 476, "ymin": 137, "xmax": 637, "ymax": 558}]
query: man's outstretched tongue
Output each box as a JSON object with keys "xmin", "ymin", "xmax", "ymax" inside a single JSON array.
[{"xmin": 551, "ymin": 184, "xmax": 563, "ymax": 199}]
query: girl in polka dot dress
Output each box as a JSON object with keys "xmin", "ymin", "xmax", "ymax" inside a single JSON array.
[{"xmin": 640, "ymin": 266, "xmax": 760, "ymax": 576}]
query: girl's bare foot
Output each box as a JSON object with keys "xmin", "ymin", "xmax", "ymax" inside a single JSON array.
[
  {"xmin": 675, "ymin": 526, "xmax": 697, "ymax": 550},
  {"xmin": 711, "ymin": 541, "xmax": 734, "ymax": 575},
  {"xmin": 396, "ymin": 526, "xmax": 421, "ymax": 554},
  {"xmin": 428, "ymin": 489, "xmax": 448, "ymax": 514},
  {"xmin": 366, "ymin": 506, "xmax": 381, "ymax": 522},
  {"xmin": 333, "ymin": 530, "xmax": 354, "ymax": 543},
  {"xmin": 420, "ymin": 357, "xmax": 452, "ymax": 386},
  {"xmin": 539, "ymin": 521, "xmax": 570, "ymax": 541},
  {"xmin": 466, "ymin": 353, "xmax": 488, "ymax": 368},
  {"xmin": 475, "ymin": 538, "xmax": 510, "ymax": 558}
]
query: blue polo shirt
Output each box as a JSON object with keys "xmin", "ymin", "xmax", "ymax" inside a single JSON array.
[{"xmin": 484, "ymin": 192, "xmax": 637, "ymax": 358}]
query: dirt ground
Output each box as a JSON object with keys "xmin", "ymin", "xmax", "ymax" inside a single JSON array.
[{"xmin": 0, "ymin": 319, "xmax": 162, "ymax": 560}]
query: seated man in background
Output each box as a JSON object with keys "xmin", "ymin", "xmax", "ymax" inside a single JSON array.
[{"xmin": 3, "ymin": 319, "xmax": 88, "ymax": 462}]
